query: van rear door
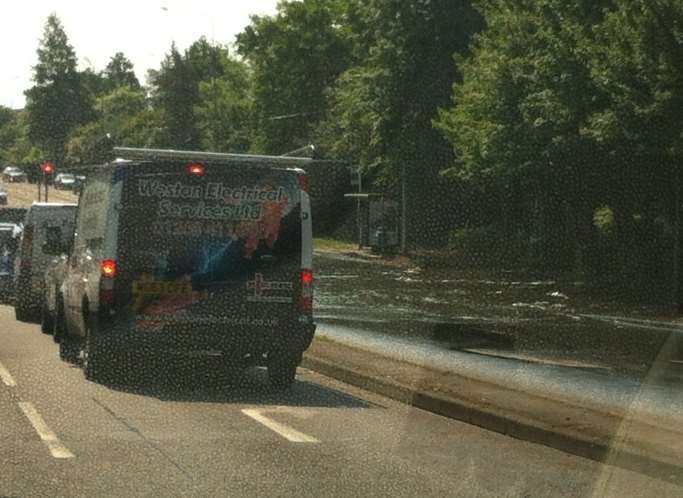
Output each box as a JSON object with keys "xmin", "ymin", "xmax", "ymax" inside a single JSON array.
[{"xmin": 115, "ymin": 162, "xmax": 303, "ymax": 332}]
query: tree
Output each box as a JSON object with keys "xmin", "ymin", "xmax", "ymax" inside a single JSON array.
[
  {"xmin": 66, "ymin": 86, "xmax": 156, "ymax": 164},
  {"xmin": 195, "ymin": 54, "xmax": 253, "ymax": 153},
  {"xmin": 147, "ymin": 38, "xmax": 254, "ymax": 152},
  {"xmin": 0, "ymin": 109, "xmax": 43, "ymax": 165},
  {"xmin": 586, "ymin": 0, "xmax": 683, "ymax": 202},
  {"xmin": 584, "ymin": 0, "xmax": 683, "ymax": 292},
  {"xmin": 435, "ymin": 0, "xmax": 614, "ymax": 266},
  {"xmin": 80, "ymin": 67, "xmax": 109, "ymax": 99},
  {"xmin": 320, "ymin": 0, "xmax": 482, "ymax": 184},
  {"xmin": 236, "ymin": 0, "xmax": 353, "ymax": 154},
  {"xmin": 24, "ymin": 14, "xmax": 94, "ymax": 165},
  {"xmin": 0, "ymin": 106, "xmax": 19, "ymax": 160},
  {"xmin": 314, "ymin": 0, "xmax": 483, "ymax": 246},
  {"xmin": 104, "ymin": 52, "xmax": 141, "ymax": 90},
  {"xmin": 148, "ymin": 43, "xmax": 200, "ymax": 148}
]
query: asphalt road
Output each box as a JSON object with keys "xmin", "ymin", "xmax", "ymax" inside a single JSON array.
[{"xmin": 0, "ymin": 305, "xmax": 679, "ymax": 498}]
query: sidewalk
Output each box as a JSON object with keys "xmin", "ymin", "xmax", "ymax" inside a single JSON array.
[{"xmin": 302, "ymin": 327, "xmax": 683, "ymax": 483}]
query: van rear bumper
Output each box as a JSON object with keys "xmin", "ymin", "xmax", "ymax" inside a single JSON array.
[{"xmin": 95, "ymin": 317, "xmax": 316, "ymax": 358}]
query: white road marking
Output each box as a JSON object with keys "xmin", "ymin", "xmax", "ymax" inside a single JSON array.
[
  {"xmin": 242, "ymin": 408, "xmax": 320, "ymax": 443},
  {"xmin": 18, "ymin": 402, "xmax": 75, "ymax": 459},
  {"xmin": 0, "ymin": 360, "xmax": 16, "ymax": 387}
]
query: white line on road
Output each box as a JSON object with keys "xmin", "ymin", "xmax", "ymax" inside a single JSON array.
[
  {"xmin": 242, "ymin": 408, "xmax": 320, "ymax": 443},
  {"xmin": 0, "ymin": 360, "xmax": 16, "ymax": 387},
  {"xmin": 18, "ymin": 402, "xmax": 75, "ymax": 459}
]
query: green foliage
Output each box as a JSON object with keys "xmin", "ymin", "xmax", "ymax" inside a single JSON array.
[
  {"xmin": 0, "ymin": 106, "xmax": 20, "ymax": 162},
  {"xmin": 24, "ymin": 14, "xmax": 94, "ymax": 166},
  {"xmin": 104, "ymin": 52, "xmax": 141, "ymax": 91},
  {"xmin": 448, "ymin": 224, "xmax": 527, "ymax": 268},
  {"xmin": 437, "ymin": 0, "xmax": 611, "ymax": 182},
  {"xmin": 149, "ymin": 43, "xmax": 200, "ymax": 149},
  {"xmin": 194, "ymin": 51, "xmax": 253, "ymax": 153},
  {"xmin": 237, "ymin": 0, "xmax": 353, "ymax": 154},
  {"xmin": 66, "ymin": 86, "xmax": 158, "ymax": 164},
  {"xmin": 319, "ymin": 0, "xmax": 482, "ymax": 188},
  {"xmin": 149, "ymin": 38, "xmax": 251, "ymax": 151},
  {"xmin": 65, "ymin": 122, "xmax": 114, "ymax": 165},
  {"xmin": 0, "ymin": 109, "xmax": 43, "ymax": 165},
  {"xmin": 593, "ymin": 206, "xmax": 615, "ymax": 236}
]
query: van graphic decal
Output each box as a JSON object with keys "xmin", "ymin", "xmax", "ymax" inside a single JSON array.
[
  {"xmin": 246, "ymin": 273, "xmax": 293, "ymax": 303},
  {"xmin": 137, "ymin": 178, "xmax": 291, "ymax": 259},
  {"xmin": 132, "ymin": 273, "xmax": 206, "ymax": 315}
]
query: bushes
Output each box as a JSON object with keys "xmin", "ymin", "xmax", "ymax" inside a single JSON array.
[
  {"xmin": 448, "ymin": 225, "xmax": 529, "ymax": 269},
  {"xmin": 590, "ymin": 206, "xmax": 674, "ymax": 300},
  {"xmin": 448, "ymin": 210, "xmax": 674, "ymax": 301}
]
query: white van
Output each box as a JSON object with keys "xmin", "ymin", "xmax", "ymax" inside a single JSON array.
[
  {"xmin": 14, "ymin": 203, "xmax": 77, "ymax": 322},
  {"xmin": 58, "ymin": 148, "xmax": 316, "ymax": 388}
]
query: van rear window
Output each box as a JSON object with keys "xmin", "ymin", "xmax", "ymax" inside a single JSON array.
[{"xmin": 119, "ymin": 167, "xmax": 301, "ymax": 287}]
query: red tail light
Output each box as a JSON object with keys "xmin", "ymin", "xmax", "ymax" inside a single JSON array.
[
  {"xmin": 300, "ymin": 269, "xmax": 314, "ymax": 314},
  {"xmin": 298, "ymin": 174, "xmax": 309, "ymax": 193},
  {"xmin": 188, "ymin": 163, "xmax": 206, "ymax": 176},
  {"xmin": 101, "ymin": 259, "xmax": 117, "ymax": 279},
  {"xmin": 100, "ymin": 259, "xmax": 117, "ymax": 306}
]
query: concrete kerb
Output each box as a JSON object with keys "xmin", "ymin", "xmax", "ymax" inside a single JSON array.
[{"xmin": 301, "ymin": 343, "xmax": 683, "ymax": 485}]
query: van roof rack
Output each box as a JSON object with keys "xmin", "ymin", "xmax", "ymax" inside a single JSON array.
[{"xmin": 113, "ymin": 147, "xmax": 313, "ymax": 166}]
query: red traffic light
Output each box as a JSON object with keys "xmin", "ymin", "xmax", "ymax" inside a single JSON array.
[{"xmin": 41, "ymin": 161, "xmax": 55, "ymax": 174}]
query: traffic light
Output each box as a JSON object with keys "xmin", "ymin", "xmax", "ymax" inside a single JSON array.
[{"xmin": 41, "ymin": 161, "xmax": 55, "ymax": 175}]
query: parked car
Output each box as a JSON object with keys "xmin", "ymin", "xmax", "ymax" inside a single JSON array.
[
  {"xmin": 0, "ymin": 222, "xmax": 21, "ymax": 303},
  {"xmin": 53, "ymin": 173, "xmax": 77, "ymax": 190},
  {"xmin": 72, "ymin": 175, "xmax": 86, "ymax": 194},
  {"xmin": 2, "ymin": 166, "xmax": 27, "ymax": 183},
  {"xmin": 13, "ymin": 202, "xmax": 78, "ymax": 322},
  {"xmin": 58, "ymin": 147, "xmax": 316, "ymax": 388},
  {"xmin": 0, "ymin": 185, "xmax": 7, "ymax": 205}
]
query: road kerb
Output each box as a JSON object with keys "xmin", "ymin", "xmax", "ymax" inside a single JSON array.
[{"xmin": 302, "ymin": 344, "xmax": 683, "ymax": 484}]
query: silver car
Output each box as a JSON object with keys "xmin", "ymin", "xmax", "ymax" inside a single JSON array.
[
  {"xmin": 53, "ymin": 173, "xmax": 77, "ymax": 190},
  {"xmin": 2, "ymin": 166, "xmax": 27, "ymax": 183}
]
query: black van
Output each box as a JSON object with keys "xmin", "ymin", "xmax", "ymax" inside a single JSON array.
[{"xmin": 57, "ymin": 148, "xmax": 316, "ymax": 387}]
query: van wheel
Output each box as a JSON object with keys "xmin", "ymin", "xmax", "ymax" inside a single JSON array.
[
  {"xmin": 267, "ymin": 353, "xmax": 301, "ymax": 390},
  {"xmin": 59, "ymin": 336, "xmax": 81, "ymax": 364},
  {"xmin": 15, "ymin": 300, "xmax": 32, "ymax": 322},
  {"xmin": 53, "ymin": 295, "xmax": 66, "ymax": 343},
  {"xmin": 83, "ymin": 334, "xmax": 110, "ymax": 383},
  {"xmin": 41, "ymin": 298, "xmax": 54, "ymax": 334}
]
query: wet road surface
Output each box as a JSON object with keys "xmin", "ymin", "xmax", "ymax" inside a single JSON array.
[{"xmin": 314, "ymin": 252, "xmax": 683, "ymax": 379}]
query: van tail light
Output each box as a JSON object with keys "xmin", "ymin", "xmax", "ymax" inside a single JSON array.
[
  {"xmin": 101, "ymin": 259, "xmax": 117, "ymax": 279},
  {"xmin": 299, "ymin": 269, "xmax": 314, "ymax": 314},
  {"xmin": 298, "ymin": 173, "xmax": 309, "ymax": 193},
  {"xmin": 188, "ymin": 163, "xmax": 206, "ymax": 176},
  {"xmin": 100, "ymin": 259, "xmax": 117, "ymax": 305}
]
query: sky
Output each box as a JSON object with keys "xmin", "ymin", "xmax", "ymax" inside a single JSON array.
[{"xmin": 1, "ymin": 0, "xmax": 280, "ymax": 109}]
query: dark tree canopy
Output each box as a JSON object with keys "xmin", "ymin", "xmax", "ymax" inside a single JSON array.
[
  {"xmin": 104, "ymin": 52, "xmax": 141, "ymax": 90},
  {"xmin": 24, "ymin": 13, "xmax": 94, "ymax": 165}
]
